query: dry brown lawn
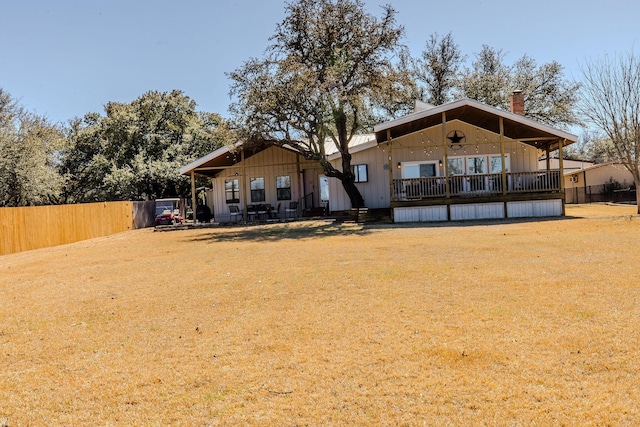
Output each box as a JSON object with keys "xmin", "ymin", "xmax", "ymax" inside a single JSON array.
[{"xmin": 1, "ymin": 204, "xmax": 640, "ymax": 426}]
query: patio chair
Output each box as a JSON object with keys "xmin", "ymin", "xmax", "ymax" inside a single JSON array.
[
  {"xmin": 271, "ymin": 202, "xmax": 281, "ymax": 219},
  {"xmin": 247, "ymin": 205, "xmax": 257, "ymax": 222},
  {"xmin": 257, "ymin": 204, "xmax": 268, "ymax": 221},
  {"xmin": 285, "ymin": 201, "xmax": 299, "ymax": 219},
  {"xmin": 229, "ymin": 205, "xmax": 242, "ymax": 222}
]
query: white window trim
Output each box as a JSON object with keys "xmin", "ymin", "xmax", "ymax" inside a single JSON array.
[
  {"xmin": 447, "ymin": 154, "xmax": 510, "ymax": 174},
  {"xmin": 400, "ymin": 160, "xmax": 440, "ymax": 179}
]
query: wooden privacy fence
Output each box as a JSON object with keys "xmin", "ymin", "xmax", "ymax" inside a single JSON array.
[{"xmin": 0, "ymin": 201, "xmax": 155, "ymax": 256}]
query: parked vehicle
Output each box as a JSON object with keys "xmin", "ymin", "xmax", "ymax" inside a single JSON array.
[{"xmin": 154, "ymin": 198, "xmax": 183, "ymax": 226}]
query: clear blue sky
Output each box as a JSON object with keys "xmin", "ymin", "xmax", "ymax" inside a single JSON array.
[{"xmin": 1, "ymin": 0, "xmax": 638, "ymax": 125}]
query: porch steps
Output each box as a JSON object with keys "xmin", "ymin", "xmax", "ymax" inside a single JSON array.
[
  {"xmin": 301, "ymin": 207, "xmax": 392, "ymax": 223},
  {"xmin": 348, "ymin": 207, "xmax": 392, "ymax": 223},
  {"xmin": 302, "ymin": 207, "xmax": 326, "ymax": 218}
]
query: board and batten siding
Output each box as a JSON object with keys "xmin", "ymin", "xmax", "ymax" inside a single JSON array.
[
  {"xmin": 387, "ymin": 120, "xmax": 538, "ymax": 177},
  {"xmin": 450, "ymin": 202, "xmax": 505, "ymax": 220},
  {"xmin": 209, "ymin": 146, "xmax": 322, "ymax": 219},
  {"xmin": 507, "ymin": 200, "xmax": 562, "ymax": 218},
  {"xmin": 564, "ymin": 163, "xmax": 634, "ymax": 190},
  {"xmin": 394, "ymin": 205, "xmax": 447, "ymax": 222},
  {"xmin": 394, "ymin": 199, "xmax": 562, "ymax": 223},
  {"xmin": 328, "ymin": 144, "xmax": 390, "ymax": 211}
]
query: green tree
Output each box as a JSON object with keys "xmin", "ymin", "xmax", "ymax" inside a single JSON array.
[
  {"xmin": 59, "ymin": 90, "xmax": 234, "ymax": 202},
  {"xmin": 579, "ymin": 49, "xmax": 640, "ymax": 212},
  {"xmin": 0, "ymin": 88, "xmax": 64, "ymax": 207},
  {"xmin": 228, "ymin": 0, "xmax": 412, "ymax": 208}
]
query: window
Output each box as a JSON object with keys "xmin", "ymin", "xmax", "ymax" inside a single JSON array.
[
  {"xmin": 276, "ymin": 175, "xmax": 291, "ymax": 201},
  {"xmin": 447, "ymin": 158, "xmax": 464, "ymax": 175},
  {"xmin": 225, "ymin": 179, "xmax": 239, "ymax": 204},
  {"xmin": 250, "ymin": 177, "xmax": 265, "ymax": 202},
  {"xmin": 490, "ymin": 155, "xmax": 509, "ymax": 173},
  {"xmin": 353, "ymin": 164, "xmax": 368, "ymax": 182},
  {"xmin": 467, "ymin": 156, "xmax": 487, "ymax": 174},
  {"xmin": 402, "ymin": 162, "xmax": 438, "ymax": 178},
  {"xmin": 448, "ymin": 155, "xmax": 510, "ymax": 175}
]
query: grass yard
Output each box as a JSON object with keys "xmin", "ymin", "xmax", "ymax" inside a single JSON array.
[{"xmin": 1, "ymin": 204, "xmax": 640, "ymax": 425}]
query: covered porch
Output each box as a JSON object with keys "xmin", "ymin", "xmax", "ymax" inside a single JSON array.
[
  {"xmin": 374, "ymin": 97, "xmax": 578, "ymax": 222},
  {"xmin": 393, "ymin": 170, "xmax": 561, "ymax": 200}
]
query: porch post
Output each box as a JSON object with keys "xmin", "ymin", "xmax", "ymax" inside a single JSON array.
[
  {"xmin": 387, "ymin": 130, "xmax": 394, "ymax": 222},
  {"xmin": 190, "ymin": 171, "xmax": 197, "ymax": 224},
  {"xmin": 296, "ymin": 153, "xmax": 302, "ymax": 207},
  {"xmin": 499, "ymin": 117, "xmax": 507, "ymax": 195},
  {"xmin": 499, "ymin": 117, "xmax": 508, "ymax": 218},
  {"xmin": 558, "ymin": 138, "xmax": 566, "ymax": 216},
  {"xmin": 546, "ymin": 147, "xmax": 551, "ymax": 171},
  {"xmin": 241, "ymin": 146, "xmax": 248, "ymax": 219},
  {"xmin": 442, "ymin": 112, "xmax": 450, "ymax": 220}
]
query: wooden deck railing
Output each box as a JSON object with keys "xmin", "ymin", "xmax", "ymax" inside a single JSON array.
[{"xmin": 392, "ymin": 171, "xmax": 561, "ymax": 201}]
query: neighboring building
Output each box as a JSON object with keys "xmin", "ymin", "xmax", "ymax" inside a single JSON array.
[
  {"xmin": 539, "ymin": 157, "xmax": 594, "ymax": 173},
  {"xmin": 181, "ymin": 94, "xmax": 578, "ymax": 223},
  {"xmin": 565, "ymin": 162, "xmax": 636, "ymax": 204}
]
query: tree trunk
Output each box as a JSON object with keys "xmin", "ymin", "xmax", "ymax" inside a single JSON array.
[
  {"xmin": 634, "ymin": 176, "xmax": 640, "ymax": 214},
  {"xmin": 339, "ymin": 177, "xmax": 365, "ymax": 208},
  {"xmin": 630, "ymin": 168, "xmax": 640, "ymax": 214}
]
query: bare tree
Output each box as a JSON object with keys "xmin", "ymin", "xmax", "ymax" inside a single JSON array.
[
  {"xmin": 411, "ymin": 32, "xmax": 464, "ymax": 105},
  {"xmin": 579, "ymin": 50, "xmax": 640, "ymax": 212},
  {"xmin": 228, "ymin": 0, "xmax": 412, "ymax": 208},
  {"xmin": 457, "ymin": 45, "xmax": 511, "ymax": 108},
  {"xmin": 456, "ymin": 45, "xmax": 580, "ymax": 128},
  {"xmin": 563, "ymin": 129, "xmax": 614, "ymax": 164},
  {"xmin": 511, "ymin": 55, "xmax": 581, "ymax": 127}
]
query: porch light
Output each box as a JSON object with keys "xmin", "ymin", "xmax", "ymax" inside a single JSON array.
[
  {"xmin": 397, "ymin": 162, "xmax": 401, "ymax": 169},
  {"xmin": 439, "ymin": 159, "xmax": 443, "ymax": 167}
]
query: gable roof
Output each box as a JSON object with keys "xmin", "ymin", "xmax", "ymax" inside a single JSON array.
[
  {"xmin": 325, "ymin": 134, "xmax": 377, "ymax": 160},
  {"xmin": 180, "ymin": 135, "xmax": 377, "ymax": 178},
  {"xmin": 179, "ymin": 140, "xmax": 277, "ymax": 178},
  {"xmin": 373, "ymin": 98, "xmax": 578, "ymax": 151}
]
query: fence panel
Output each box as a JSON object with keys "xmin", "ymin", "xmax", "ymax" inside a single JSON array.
[
  {"xmin": 565, "ymin": 185, "xmax": 636, "ymax": 204},
  {"xmin": 0, "ymin": 201, "xmax": 135, "ymax": 256},
  {"xmin": 133, "ymin": 200, "xmax": 156, "ymax": 229}
]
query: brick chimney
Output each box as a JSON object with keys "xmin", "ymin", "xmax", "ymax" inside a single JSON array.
[{"xmin": 510, "ymin": 90, "xmax": 525, "ymax": 115}]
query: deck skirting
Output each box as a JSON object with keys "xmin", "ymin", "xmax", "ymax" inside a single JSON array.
[{"xmin": 393, "ymin": 198, "xmax": 563, "ymax": 222}]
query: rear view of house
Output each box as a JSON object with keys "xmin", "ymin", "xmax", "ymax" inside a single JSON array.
[
  {"xmin": 181, "ymin": 95, "xmax": 578, "ymax": 223},
  {"xmin": 329, "ymin": 95, "xmax": 578, "ymax": 221}
]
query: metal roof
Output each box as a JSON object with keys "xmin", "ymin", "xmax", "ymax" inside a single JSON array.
[
  {"xmin": 180, "ymin": 135, "xmax": 378, "ymax": 178},
  {"xmin": 179, "ymin": 140, "xmax": 279, "ymax": 178}
]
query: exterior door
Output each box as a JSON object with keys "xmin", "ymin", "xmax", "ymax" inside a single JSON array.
[
  {"xmin": 319, "ymin": 175, "xmax": 330, "ymax": 214},
  {"xmin": 303, "ymin": 168, "xmax": 321, "ymax": 209}
]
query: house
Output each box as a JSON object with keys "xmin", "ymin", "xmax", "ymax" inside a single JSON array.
[
  {"xmin": 565, "ymin": 162, "xmax": 636, "ymax": 204},
  {"xmin": 538, "ymin": 156, "xmax": 594, "ymax": 174},
  {"xmin": 181, "ymin": 93, "xmax": 578, "ymax": 223},
  {"xmin": 179, "ymin": 140, "xmax": 327, "ymax": 222}
]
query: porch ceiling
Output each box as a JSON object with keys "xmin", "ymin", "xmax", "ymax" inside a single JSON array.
[{"xmin": 374, "ymin": 99, "xmax": 578, "ymax": 152}]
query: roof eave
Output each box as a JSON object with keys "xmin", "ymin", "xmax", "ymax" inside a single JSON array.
[
  {"xmin": 179, "ymin": 141, "xmax": 244, "ymax": 175},
  {"xmin": 373, "ymin": 98, "xmax": 578, "ymax": 143}
]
